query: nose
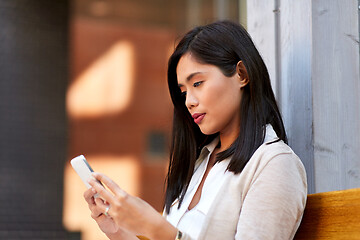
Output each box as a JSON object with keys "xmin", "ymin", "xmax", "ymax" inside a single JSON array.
[{"xmin": 185, "ymin": 91, "xmax": 199, "ymax": 110}]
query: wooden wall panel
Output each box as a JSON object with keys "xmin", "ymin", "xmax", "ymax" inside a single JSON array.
[
  {"xmin": 312, "ymin": 0, "xmax": 360, "ymax": 192},
  {"xmin": 247, "ymin": 0, "xmax": 360, "ymax": 193},
  {"xmin": 279, "ymin": 0, "xmax": 314, "ymax": 194},
  {"xmin": 248, "ymin": 0, "xmax": 315, "ymax": 193},
  {"xmin": 247, "ymin": 0, "xmax": 277, "ymax": 94}
]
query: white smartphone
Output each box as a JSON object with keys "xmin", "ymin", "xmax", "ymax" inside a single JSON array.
[{"xmin": 70, "ymin": 155, "xmax": 100, "ymax": 189}]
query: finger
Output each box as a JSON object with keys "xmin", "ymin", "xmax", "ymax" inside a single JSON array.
[
  {"xmin": 88, "ymin": 177, "xmax": 117, "ymax": 205},
  {"xmin": 87, "ymin": 195, "xmax": 109, "ymax": 217},
  {"xmin": 94, "ymin": 198, "xmax": 112, "ymax": 218},
  {"xmin": 92, "ymin": 172, "xmax": 127, "ymax": 197},
  {"xmin": 91, "ymin": 211, "xmax": 107, "ymax": 220},
  {"xmin": 90, "ymin": 204, "xmax": 103, "ymax": 219},
  {"xmin": 83, "ymin": 188, "xmax": 97, "ymax": 205},
  {"xmin": 91, "ymin": 197, "xmax": 108, "ymax": 218}
]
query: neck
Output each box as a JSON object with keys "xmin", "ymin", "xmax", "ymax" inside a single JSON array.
[{"xmin": 218, "ymin": 128, "xmax": 239, "ymax": 152}]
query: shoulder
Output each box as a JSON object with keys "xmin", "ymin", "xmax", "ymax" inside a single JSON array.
[
  {"xmin": 251, "ymin": 125, "xmax": 303, "ymax": 169},
  {"xmin": 231, "ymin": 142, "xmax": 308, "ymax": 240},
  {"xmin": 230, "ymin": 140, "xmax": 307, "ymax": 198},
  {"xmin": 258, "ymin": 140, "xmax": 294, "ymax": 156},
  {"xmin": 249, "ymin": 140, "xmax": 304, "ymax": 171},
  {"xmin": 254, "ymin": 140, "xmax": 306, "ymax": 180}
]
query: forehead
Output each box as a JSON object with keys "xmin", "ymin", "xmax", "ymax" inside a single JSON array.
[{"xmin": 176, "ymin": 53, "xmax": 211, "ymax": 83}]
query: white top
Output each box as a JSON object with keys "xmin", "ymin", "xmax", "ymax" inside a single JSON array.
[
  {"xmin": 169, "ymin": 135, "xmax": 223, "ymax": 239},
  {"xmin": 164, "ymin": 125, "xmax": 307, "ymax": 240}
]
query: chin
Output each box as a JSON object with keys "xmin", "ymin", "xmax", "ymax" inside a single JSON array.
[{"xmin": 198, "ymin": 126, "xmax": 217, "ymax": 135}]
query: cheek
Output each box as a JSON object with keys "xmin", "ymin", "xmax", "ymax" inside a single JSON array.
[
  {"xmin": 206, "ymin": 83, "xmax": 241, "ymax": 111},
  {"xmin": 205, "ymin": 86, "xmax": 241, "ymax": 125},
  {"xmin": 203, "ymin": 82, "xmax": 230, "ymax": 105}
]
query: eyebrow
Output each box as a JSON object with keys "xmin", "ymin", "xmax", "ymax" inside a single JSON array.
[{"xmin": 178, "ymin": 72, "xmax": 202, "ymax": 87}]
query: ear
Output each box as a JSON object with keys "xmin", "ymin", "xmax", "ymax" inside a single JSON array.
[{"xmin": 236, "ymin": 61, "xmax": 249, "ymax": 88}]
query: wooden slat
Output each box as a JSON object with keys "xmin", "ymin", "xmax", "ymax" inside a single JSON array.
[
  {"xmin": 294, "ymin": 188, "xmax": 360, "ymax": 240},
  {"xmin": 137, "ymin": 236, "xmax": 150, "ymax": 240}
]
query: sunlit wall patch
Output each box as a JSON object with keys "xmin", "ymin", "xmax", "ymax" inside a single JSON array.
[{"xmin": 67, "ymin": 41, "xmax": 135, "ymax": 119}]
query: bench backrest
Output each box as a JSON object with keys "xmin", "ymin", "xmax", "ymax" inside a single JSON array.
[{"xmin": 294, "ymin": 188, "xmax": 360, "ymax": 239}]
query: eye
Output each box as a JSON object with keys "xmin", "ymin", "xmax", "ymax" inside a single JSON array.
[
  {"xmin": 193, "ymin": 81, "xmax": 203, "ymax": 87},
  {"xmin": 181, "ymin": 91, "xmax": 187, "ymax": 97}
]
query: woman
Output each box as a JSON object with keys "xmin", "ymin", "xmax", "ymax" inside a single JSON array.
[{"xmin": 84, "ymin": 20, "xmax": 307, "ymax": 240}]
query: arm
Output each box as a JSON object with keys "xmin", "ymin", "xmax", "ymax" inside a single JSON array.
[{"xmin": 236, "ymin": 153, "xmax": 307, "ymax": 240}]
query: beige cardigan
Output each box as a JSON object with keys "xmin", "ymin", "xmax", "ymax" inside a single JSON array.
[{"xmin": 165, "ymin": 133, "xmax": 307, "ymax": 239}]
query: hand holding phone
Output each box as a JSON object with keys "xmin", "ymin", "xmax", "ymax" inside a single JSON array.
[{"xmin": 70, "ymin": 155, "xmax": 101, "ymax": 189}]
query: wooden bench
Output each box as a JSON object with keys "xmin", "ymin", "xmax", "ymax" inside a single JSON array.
[{"xmin": 294, "ymin": 188, "xmax": 360, "ymax": 239}]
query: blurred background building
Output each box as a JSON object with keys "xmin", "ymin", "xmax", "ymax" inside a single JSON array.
[
  {"xmin": 0, "ymin": 0, "xmax": 245, "ymax": 239},
  {"xmin": 64, "ymin": 0, "xmax": 245, "ymax": 239},
  {"xmin": 0, "ymin": 0, "xmax": 359, "ymax": 240}
]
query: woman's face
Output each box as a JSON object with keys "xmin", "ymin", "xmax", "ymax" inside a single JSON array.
[{"xmin": 177, "ymin": 53, "xmax": 245, "ymax": 137}]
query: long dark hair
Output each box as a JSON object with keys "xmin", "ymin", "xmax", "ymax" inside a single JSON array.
[{"xmin": 164, "ymin": 20, "xmax": 287, "ymax": 214}]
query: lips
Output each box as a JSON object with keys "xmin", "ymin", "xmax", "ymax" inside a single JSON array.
[{"xmin": 192, "ymin": 113, "xmax": 205, "ymax": 124}]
